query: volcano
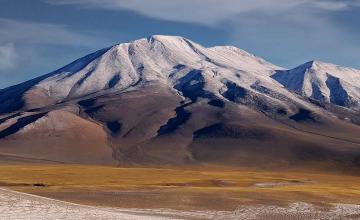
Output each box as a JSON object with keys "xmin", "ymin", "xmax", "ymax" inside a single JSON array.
[{"xmin": 0, "ymin": 35, "xmax": 359, "ymax": 170}]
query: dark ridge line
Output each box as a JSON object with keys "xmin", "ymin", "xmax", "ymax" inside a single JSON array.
[
  {"xmin": 0, "ymin": 113, "xmax": 22, "ymax": 125},
  {"xmin": 77, "ymin": 98, "xmax": 104, "ymax": 115},
  {"xmin": 131, "ymin": 77, "xmax": 142, "ymax": 87},
  {"xmin": 27, "ymin": 108, "xmax": 42, "ymax": 112},
  {"xmin": 78, "ymin": 98, "xmax": 96, "ymax": 107},
  {"xmin": 193, "ymin": 123, "xmax": 269, "ymax": 140},
  {"xmin": 193, "ymin": 123, "xmax": 223, "ymax": 139},
  {"xmin": 277, "ymin": 109, "xmax": 287, "ymax": 115},
  {"xmin": 173, "ymin": 64, "xmax": 186, "ymax": 70},
  {"xmin": 157, "ymin": 68, "xmax": 221, "ymax": 136},
  {"xmin": 108, "ymin": 74, "xmax": 121, "ymax": 89},
  {"xmin": 221, "ymin": 81, "xmax": 360, "ymax": 145},
  {"xmin": 310, "ymin": 82, "xmax": 325, "ymax": 102},
  {"xmin": 157, "ymin": 103, "xmax": 192, "ymax": 136},
  {"xmin": 76, "ymin": 69, "xmax": 95, "ymax": 86},
  {"xmin": 169, "ymin": 64, "xmax": 188, "ymax": 79},
  {"xmin": 157, "ymin": 69, "xmax": 207, "ymax": 136},
  {"xmin": 84, "ymin": 105, "xmax": 104, "ymax": 115},
  {"xmin": 289, "ymin": 108, "xmax": 316, "ymax": 122},
  {"xmin": 0, "ymin": 153, "xmax": 65, "ymax": 164},
  {"xmin": 227, "ymin": 89, "xmax": 358, "ymax": 144},
  {"xmin": 122, "ymin": 127, "xmax": 135, "ymax": 138},
  {"xmin": 208, "ymin": 99, "xmax": 225, "ymax": 108},
  {"xmin": 222, "ymin": 81, "xmax": 247, "ymax": 101},
  {"xmin": 222, "ymin": 81, "xmax": 270, "ymax": 114},
  {"xmin": 292, "ymin": 124, "xmax": 360, "ymax": 145},
  {"xmin": 173, "ymin": 69, "xmax": 214, "ymax": 102},
  {"xmin": 131, "ymin": 66, "xmax": 145, "ymax": 87},
  {"xmin": 326, "ymin": 74, "xmax": 349, "ymax": 107},
  {"xmin": 0, "ymin": 112, "xmax": 47, "ymax": 139},
  {"xmin": 223, "ymin": 80, "xmax": 303, "ymax": 118},
  {"xmin": 223, "ymin": 83, "xmax": 360, "ymax": 145},
  {"xmin": 276, "ymin": 115, "xmax": 360, "ymax": 146}
]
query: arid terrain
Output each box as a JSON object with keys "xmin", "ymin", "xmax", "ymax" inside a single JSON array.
[
  {"xmin": 1, "ymin": 36, "xmax": 360, "ymax": 171},
  {"xmin": 1, "ymin": 164, "xmax": 360, "ymax": 219},
  {"xmin": 2, "ymin": 164, "xmax": 360, "ymax": 208},
  {"xmin": 1, "ymin": 36, "xmax": 360, "ymax": 219}
]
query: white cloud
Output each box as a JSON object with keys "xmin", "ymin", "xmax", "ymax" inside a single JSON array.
[
  {"xmin": 43, "ymin": 0, "xmax": 305, "ymax": 26},
  {"xmin": 312, "ymin": 1, "xmax": 349, "ymax": 10},
  {"xmin": 44, "ymin": 0, "xmax": 360, "ymax": 26},
  {"xmin": 0, "ymin": 43, "xmax": 19, "ymax": 70}
]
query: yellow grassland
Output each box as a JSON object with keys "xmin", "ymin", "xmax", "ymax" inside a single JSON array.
[{"xmin": 0, "ymin": 164, "xmax": 360, "ymax": 209}]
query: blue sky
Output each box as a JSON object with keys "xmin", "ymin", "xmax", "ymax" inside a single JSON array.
[{"xmin": 0, "ymin": 0, "xmax": 359, "ymax": 88}]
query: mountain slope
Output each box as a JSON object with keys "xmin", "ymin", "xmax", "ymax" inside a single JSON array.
[
  {"xmin": 272, "ymin": 60, "xmax": 360, "ymax": 109},
  {"xmin": 0, "ymin": 36, "xmax": 282, "ymax": 112},
  {"xmin": 0, "ymin": 35, "xmax": 360, "ymax": 170}
]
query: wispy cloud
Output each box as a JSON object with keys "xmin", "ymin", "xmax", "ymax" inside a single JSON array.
[
  {"xmin": 43, "ymin": 0, "xmax": 304, "ymax": 26},
  {"xmin": 0, "ymin": 18, "xmax": 105, "ymax": 47},
  {"xmin": 0, "ymin": 18, "xmax": 108, "ymax": 74},
  {"xmin": 43, "ymin": 0, "xmax": 360, "ymax": 26},
  {"xmin": 226, "ymin": 8, "xmax": 357, "ymax": 67},
  {"xmin": 0, "ymin": 43, "xmax": 19, "ymax": 70},
  {"xmin": 42, "ymin": 0, "xmax": 360, "ymax": 69},
  {"xmin": 313, "ymin": 0, "xmax": 360, "ymax": 10},
  {"xmin": 313, "ymin": 1, "xmax": 349, "ymax": 11}
]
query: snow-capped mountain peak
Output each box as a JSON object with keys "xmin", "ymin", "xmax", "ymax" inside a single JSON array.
[
  {"xmin": 0, "ymin": 36, "xmax": 359, "ymax": 115},
  {"xmin": 1, "ymin": 35, "xmax": 360, "ymax": 168},
  {"xmin": 272, "ymin": 60, "xmax": 360, "ymax": 108}
]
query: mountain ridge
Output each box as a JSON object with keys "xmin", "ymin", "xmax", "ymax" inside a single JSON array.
[
  {"xmin": 0, "ymin": 35, "xmax": 360, "ymax": 169},
  {"xmin": 1, "ymin": 35, "xmax": 359, "ymax": 114}
]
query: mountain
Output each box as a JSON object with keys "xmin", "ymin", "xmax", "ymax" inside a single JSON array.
[
  {"xmin": 272, "ymin": 60, "xmax": 360, "ymax": 109},
  {"xmin": 0, "ymin": 35, "xmax": 360, "ymax": 170}
]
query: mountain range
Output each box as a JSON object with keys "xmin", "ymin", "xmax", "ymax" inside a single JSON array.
[{"xmin": 0, "ymin": 35, "xmax": 359, "ymax": 170}]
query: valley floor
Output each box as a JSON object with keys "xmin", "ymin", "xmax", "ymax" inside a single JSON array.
[
  {"xmin": 0, "ymin": 187, "xmax": 169, "ymax": 219},
  {"xmin": 1, "ymin": 187, "xmax": 360, "ymax": 220},
  {"xmin": 1, "ymin": 164, "xmax": 360, "ymax": 219}
]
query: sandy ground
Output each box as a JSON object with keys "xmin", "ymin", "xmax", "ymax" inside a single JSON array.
[
  {"xmin": 1, "ymin": 188, "xmax": 360, "ymax": 220},
  {"xmin": 0, "ymin": 188, "xmax": 173, "ymax": 220}
]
